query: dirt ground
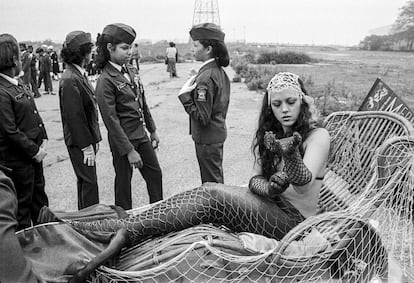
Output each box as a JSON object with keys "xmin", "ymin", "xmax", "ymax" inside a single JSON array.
[{"xmin": 38, "ymin": 62, "xmax": 262, "ymax": 211}]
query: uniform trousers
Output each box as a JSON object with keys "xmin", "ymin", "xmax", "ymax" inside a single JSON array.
[
  {"xmin": 3, "ymin": 160, "xmax": 49, "ymax": 230},
  {"xmin": 30, "ymin": 69, "xmax": 40, "ymax": 97},
  {"xmin": 38, "ymin": 70, "xmax": 52, "ymax": 92},
  {"xmin": 111, "ymin": 137, "xmax": 163, "ymax": 210},
  {"xmin": 195, "ymin": 142, "xmax": 224, "ymax": 184},
  {"xmin": 67, "ymin": 145, "xmax": 99, "ymax": 210}
]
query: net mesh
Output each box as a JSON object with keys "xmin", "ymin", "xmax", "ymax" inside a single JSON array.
[{"xmin": 78, "ymin": 111, "xmax": 414, "ymax": 282}]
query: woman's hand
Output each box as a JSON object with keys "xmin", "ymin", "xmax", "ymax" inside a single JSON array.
[
  {"xmin": 150, "ymin": 131, "xmax": 160, "ymax": 149},
  {"xmin": 264, "ymin": 131, "xmax": 301, "ymax": 157},
  {"xmin": 178, "ymin": 75, "xmax": 197, "ymax": 95},
  {"xmin": 127, "ymin": 149, "xmax": 143, "ymax": 169},
  {"xmin": 33, "ymin": 147, "xmax": 47, "ymax": 163},
  {"xmin": 276, "ymin": 132, "xmax": 302, "ymax": 157},
  {"xmin": 268, "ymin": 172, "xmax": 289, "ymax": 196},
  {"xmin": 82, "ymin": 144, "xmax": 96, "ymax": 166}
]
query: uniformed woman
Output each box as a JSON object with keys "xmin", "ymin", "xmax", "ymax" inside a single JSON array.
[
  {"xmin": 0, "ymin": 33, "xmax": 49, "ymax": 230},
  {"xmin": 94, "ymin": 23, "xmax": 163, "ymax": 210},
  {"xmin": 178, "ymin": 23, "xmax": 231, "ymax": 184},
  {"xmin": 59, "ymin": 31, "xmax": 102, "ymax": 209}
]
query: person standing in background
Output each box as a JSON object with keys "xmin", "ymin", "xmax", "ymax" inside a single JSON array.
[
  {"xmin": 0, "ymin": 33, "xmax": 49, "ymax": 230},
  {"xmin": 59, "ymin": 31, "xmax": 102, "ymax": 210},
  {"xmin": 129, "ymin": 43, "xmax": 141, "ymax": 71},
  {"xmin": 20, "ymin": 43, "xmax": 31, "ymax": 87},
  {"xmin": 37, "ymin": 47, "xmax": 54, "ymax": 95},
  {"xmin": 29, "ymin": 45, "xmax": 41, "ymax": 98},
  {"xmin": 178, "ymin": 23, "xmax": 231, "ymax": 184},
  {"xmin": 49, "ymin": 46, "xmax": 60, "ymax": 80},
  {"xmin": 166, "ymin": 41, "xmax": 178, "ymax": 78}
]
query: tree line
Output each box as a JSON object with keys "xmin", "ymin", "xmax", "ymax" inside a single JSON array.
[{"xmin": 360, "ymin": 0, "xmax": 414, "ymax": 51}]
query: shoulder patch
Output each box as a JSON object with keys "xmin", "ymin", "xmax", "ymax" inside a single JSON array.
[{"xmin": 196, "ymin": 85, "xmax": 208, "ymax": 102}]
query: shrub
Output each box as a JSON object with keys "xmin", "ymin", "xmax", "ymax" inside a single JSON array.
[
  {"xmin": 313, "ymin": 79, "xmax": 361, "ymax": 116},
  {"xmin": 230, "ymin": 56, "xmax": 250, "ymax": 76},
  {"xmin": 140, "ymin": 56, "xmax": 160, "ymax": 63},
  {"xmin": 256, "ymin": 51, "xmax": 313, "ymax": 64},
  {"xmin": 232, "ymin": 75, "xmax": 241, "ymax": 83}
]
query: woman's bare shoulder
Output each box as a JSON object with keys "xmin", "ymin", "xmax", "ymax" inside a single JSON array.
[{"xmin": 304, "ymin": 128, "xmax": 330, "ymax": 147}]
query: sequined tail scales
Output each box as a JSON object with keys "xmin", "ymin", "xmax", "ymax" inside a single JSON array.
[{"xmin": 71, "ymin": 184, "xmax": 305, "ymax": 245}]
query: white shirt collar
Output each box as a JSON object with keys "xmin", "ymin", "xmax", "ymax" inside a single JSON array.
[
  {"xmin": 199, "ymin": 58, "xmax": 215, "ymax": 69},
  {"xmin": 109, "ymin": 61, "xmax": 123, "ymax": 72},
  {"xmin": 0, "ymin": 73, "xmax": 18, "ymax": 86},
  {"xmin": 73, "ymin": 64, "xmax": 87, "ymax": 76}
]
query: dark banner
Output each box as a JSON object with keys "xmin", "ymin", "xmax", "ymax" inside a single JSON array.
[{"xmin": 359, "ymin": 78, "xmax": 414, "ymax": 123}]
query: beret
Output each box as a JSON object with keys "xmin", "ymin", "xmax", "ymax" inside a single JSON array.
[
  {"xmin": 64, "ymin": 31, "xmax": 92, "ymax": 51},
  {"xmin": 190, "ymin": 22, "xmax": 225, "ymax": 42},
  {"xmin": 102, "ymin": 23, "xmax": 136, "ymax": 44}
]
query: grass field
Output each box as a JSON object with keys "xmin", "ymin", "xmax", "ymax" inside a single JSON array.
[
  {"xmin": 135, "ymin": 41, "xmax": 414, "ymax": 114},
  {"xmin": 234, "ymin": 46, "xmax": 414, "ymax": 114}
]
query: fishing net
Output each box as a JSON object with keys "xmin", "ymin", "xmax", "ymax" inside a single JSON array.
[
  {"xmin": 84, "ymin": 136, "xmax": 413, "ymax": 282},
  {"xmin": 19, "ymin": 111, "xmax": 414, "ymax": 282},
  {"xmin": 83, "ymin": 111, "xmax": 414, "ymax": 282}
]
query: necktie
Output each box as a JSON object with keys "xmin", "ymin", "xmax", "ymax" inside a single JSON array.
[{"xmin": 121, "ymin": 66, "xmax": 130, "ymax": 82}]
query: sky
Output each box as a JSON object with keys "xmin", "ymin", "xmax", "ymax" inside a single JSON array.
[{"xmin": 0, "ymin": 0, "xmax": 409, "ymax": 46}]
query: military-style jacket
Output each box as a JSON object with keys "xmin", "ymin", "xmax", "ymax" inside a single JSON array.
[
  {"xmin": 0, "ymin": 170, "xmax": 41, "ymax": 282},
  {"xmin": 39, "ymin": 53, "xmax": 51, "ymax": 73},
  {"xmin": 0, "ymin": 76, "xmax": 47, "ymax": 162},
  {"xmin": 178, "ymin": 60, "xmax": 230, "ymax": 144},
  {"xmin": 21, "ymin": 51, "xmax": 31, "ymax": 85},
  {"xmin": 96, "ymin": 63, "xmax": 156, "ymax": 156},
  {"xmin": 59, "ymin": 64, "xmax": 102, "ymax": 149}
]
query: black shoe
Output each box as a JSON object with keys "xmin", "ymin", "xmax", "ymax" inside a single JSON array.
[{"xmin": 34, "ymin": 94, "xmax": 41, "ymax": 98}]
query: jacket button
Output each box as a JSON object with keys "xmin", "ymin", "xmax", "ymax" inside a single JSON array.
[
  {"xmin": 34, "ymin": 110, "xmax": 37, "ymax": 114},
  {"xmin": 39, "ymin": 124, "xmax": 43, "ymax": 128}
]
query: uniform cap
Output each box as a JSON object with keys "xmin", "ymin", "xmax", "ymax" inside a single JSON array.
[
  {"xmin": 102, "ymin": 23, "xmax": 136, "ymax": 44},
  {"xmin": 64, "ymin": 31, "xmax": 92, "ymax": 51},
  {"xmin": 190, "ymin": 23, "xmax": 225, "ymax": 42}
]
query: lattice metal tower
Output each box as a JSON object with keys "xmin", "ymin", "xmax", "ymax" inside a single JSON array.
[{"xmin": 192, "ymin": 0, "xmax": 221, "ymax": 27}]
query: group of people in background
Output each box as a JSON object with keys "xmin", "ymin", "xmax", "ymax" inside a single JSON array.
[
  {"xmin": 0, "ymin": 21, "xmax": 331, "ymax": 282},
  {"xmin": 19, "ymin": 43, "xmax": 60, "ymax": 97}
]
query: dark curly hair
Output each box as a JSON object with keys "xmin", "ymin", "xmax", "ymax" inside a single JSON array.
[
  {"xmin": 252, "ymin": 78, "xmax": 319, "ymax": 179},
  {"xmin": 94, "ymin": 33, "xmax": 123, "ymax": 70},
  {"xmin": 198, "ymin": 39, "xmax": 229, "ymax": 67},
  {"xmin": 60, "ymin": 43, "xmax": 93, "ymax": 65}
]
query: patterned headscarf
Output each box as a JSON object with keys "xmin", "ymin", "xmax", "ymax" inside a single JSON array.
[{"xmin": 267, "ymin": 72, "xmax": 304, "ymax": 105}]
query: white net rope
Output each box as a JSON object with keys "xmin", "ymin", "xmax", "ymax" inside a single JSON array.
[
  {"xmin": 349, "ymin": 137, "xmax": 414, "ymax": 281},
  {"xmin": 84, "ymin": 111, "xmax": 414, "ymax": 282}
]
